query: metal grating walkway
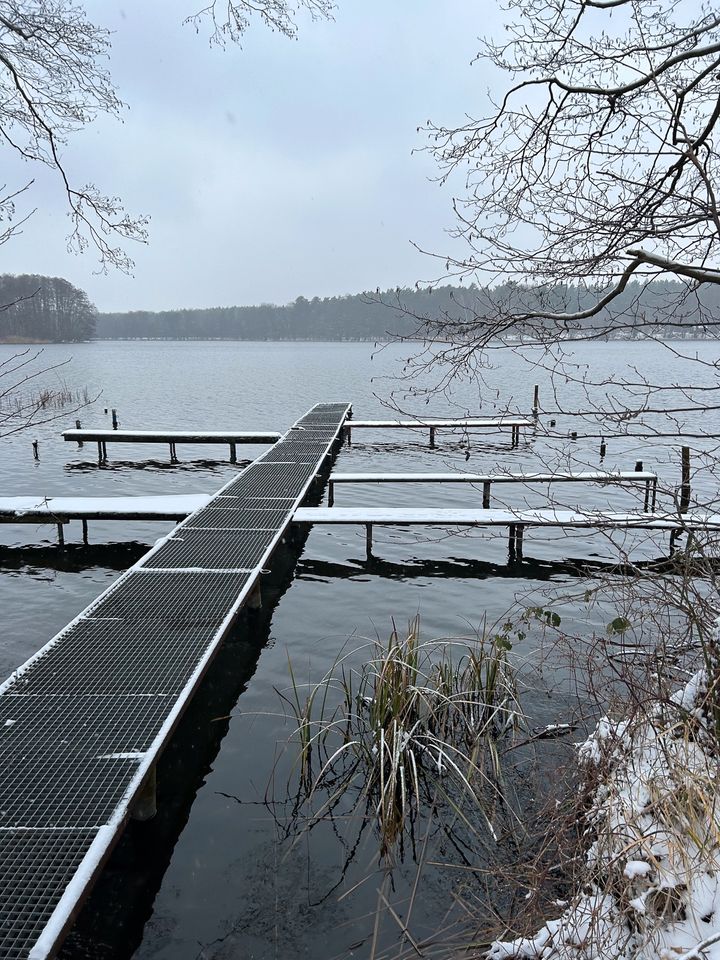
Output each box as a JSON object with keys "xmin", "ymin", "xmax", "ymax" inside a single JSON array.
[{"xmin": 0, "ymin": 402, "xmax": 350, "ymax": 959}]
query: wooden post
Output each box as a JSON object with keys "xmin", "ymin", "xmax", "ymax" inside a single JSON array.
[
  {"xmin": 635, "ymin": 460, "xmax": 643, "ymax": 472},
  {"xmin": 516, "ymin": 524, "xmax": 524, "ymax": 560},
  {"xmin": 112, "ymin": 409, "xmax": 118, "ymax": 430},
  {"xmin": 97, "ymin": 441, "xmax": 103, "ymax": 464},
  {"xmin": 644, "ymin": 480, "xmax": 650, "ymax": 513},
  {"xmin": 102, "ymin": 441, "xmax": 108, "ymax": 462},
  {"xmin": 429, "ymin": 426, "xmax": 436, "ymax": 449},
  {"xmin": 365, "ymin": 523, "xmax": 373, "ymax": 557},
  {"xmin": 75, "ymin": 419, "xmax": 83, "ymax": 448},
  {"xmin": 532, "ymin": 385, "xmax": 539, "ymax": 418},
  {"xmin": 328, "ymin": 481, "xmax": 335, "ymax": 507},
  {"xmin": 600, "ymin": 438, "xmax": 606, "ymax": 459},
  {"xmin": 680, "ymin": 446, "xmax": 691, "ymax": 514},
  {"xmin": 57, "ymin": 523, "xmax": 65, "ymax": 548},
  {"xmin": 651, "ymin": 478, "xmax": 658, "ymax": 512},
  {"xmin": 229, "ymin": 442, "xmax": 237, "ymax": 464},
  {"xmin": 482, "ymin": 480, "xmax": 491, "ymax": 509},
  {"xmin": 508, "ymin": 523, "xmax": 516, "ymax": 561},
  {"xmin": 346, "ymin": 426, "xmax": 352, "ymax": 447},
  {"xmin": 131, "ymin": 766, "xmax": 157, "ymax": 821},
  {"xmin": 82, "ymin": 519, "xmax": 89, "ymax": 545},
  {"xmin": 247, "ymin": 580, "xmax": 262, "ymax": 610},
  {"xmin": 32, "ymin": 440, "xmax": 39, "ymax": 460}
]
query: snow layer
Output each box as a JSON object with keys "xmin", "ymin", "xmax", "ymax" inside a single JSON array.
[{"xmin": 0, "ymin": 494, "xmax": 211, "ymax": 518}]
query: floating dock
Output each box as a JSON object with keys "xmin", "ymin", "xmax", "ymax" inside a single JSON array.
[
  {"xmin": 0, "ymin": 495, "xmax": 213, "ymax": 546},
  {"xmin": 292, "ymin": 505, "xmax": 717, "ymax": 559},
  {"xmin": 0, "ymin": 402, "xmax": 350, "ymax": 959},
  {"xmin": 62, "ymin": 429, "xmax": 282, "ymax": 463},
  {"xmin": 343, "ymin": 417, "xmax": 533, "ymax": 448},
  {"xmin": 327, "ymin": 469, "xmax": 659, "ymax": 510}
]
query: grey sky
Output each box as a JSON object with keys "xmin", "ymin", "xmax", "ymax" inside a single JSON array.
[{"xmin": 2, "ymin": 1, "xmax": 500, "ymax": 312}]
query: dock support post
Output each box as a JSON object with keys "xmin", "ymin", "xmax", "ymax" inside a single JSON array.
[
  {"xmin": 346, "ymin": 426, "xmax": 352, "ymax": 447},
  {"xmin": 56, "ymin": 523, "xmax": 65, "ymax": 548},
  {"xmin": 482, "ymin": 480, "xmax": 491, "ymax": 509},
  {"xmin": 365, "ymin": 523, "xmax": 373, "ymax": 558},
  {"xmin": 97, "ymin": 441, "xmax": 102, "ymax": 464},
  {"xmin": 75, "ymin": 420, "xmax": 83, "ymax": 448},
  {"xmin": 651, "ymin": 478, "xmax": 658, "ymax": 512},
  {"xmin": 248, "ymin": 580, "xmax": 262, "ymax": 610},
  {"xmin": 229, "ymin": 442, "xmax": 237, "ymax": 464},
  {"xmin": 112, "ymin": 409, "xmax": 118, "ymax": 430},
  {"xmin": 429, "ymin": 426, "xmax": 436, "ymax": 449},
  {"xmin": 328, "ymin": 481, "xmax": 335, "ymax": 507},
  {"xmin": 131, "ymin": 766, "xmax": 157, "ymax": 821},
  {"xmin": 532, "ymin": 385, "xmax": 539, "ymax": 418},
  {"xmin": 680, "ymin": 446, "xmax": 691, "ymax": 514},
  {"xmin": 169, "ymin": 442, "xmax": 178, "ymax": 464},
  {"xmin": 32, "ymin": 440, "xmax": 39, "ymax": 460},
  {"xmin": 508, "ymin": 523, "xmax": 524, "ymax": 561},
  {"xmin": 82, "ymin": 519, "xmax": 89, "ymax": 545}
]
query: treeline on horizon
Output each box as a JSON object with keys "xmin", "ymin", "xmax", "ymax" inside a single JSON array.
[
  {"xmin": 1, "ymin": 275, "xmax": 716, "ymax": 343},
  {"xmin": 97, "ymin": 281, "xmax": 718, "ymax": 341},
  {"xmin": 0, "ymin": 274, "xmax": 97, "ymax": 342}
]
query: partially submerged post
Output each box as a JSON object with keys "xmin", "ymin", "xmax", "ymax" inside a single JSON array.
[
  {"xmin": 131, "ymin": 766, "xmax": 157, "ymax": 821},
  {"xmin": 680, "ymin": 446, "xmax": 691, "ymax": 514},
  {"xmin": 532, "ymin": 384, "xmax": 539, "ymax": 418}
]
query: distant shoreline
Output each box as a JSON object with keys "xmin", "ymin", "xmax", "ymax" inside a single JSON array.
[{"xmin": 1, "ymin": 335, "xmax": 717, "ymax": 345}]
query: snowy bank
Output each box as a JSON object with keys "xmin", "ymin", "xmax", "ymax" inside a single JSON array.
[{"xmin": 488, "ymin": 670, "xmax": 720, "ymax": 960}]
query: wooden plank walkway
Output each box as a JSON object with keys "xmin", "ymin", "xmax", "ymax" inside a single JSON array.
[
  {"xmin": 327, "ymin": 470, "xmax": 659, "ymax": 510},
  {"xmin": 0, "ymin": 495, "xmax": 213, "ymax": 546},
  {"xmin": 0, "ymin": 402, "xmax": 350, "ymax": 960},
  {"xmin": 292, "ymin": 506, "xmax": 718, "ymax": 558},
  {"xmin": 343, "ymin": 417, "xmax": 534, "ymax": 448},
  {"xmin": 62, "ymin": 429, "xmax": 283, "ymax": 464}
]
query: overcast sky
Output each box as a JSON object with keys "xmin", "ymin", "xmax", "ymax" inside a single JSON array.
[{"xmin": 2, "ymin": 1, "xmax": 501, "ymax": 312}]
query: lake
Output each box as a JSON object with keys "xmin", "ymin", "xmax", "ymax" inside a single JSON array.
[{"xmin": 0, "ymin": 338, "xmax": 717, "ymax": 959}]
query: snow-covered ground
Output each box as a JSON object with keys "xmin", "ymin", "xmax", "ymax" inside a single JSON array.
[{"xmin": 488, "ymin": 670, "xmax": 720, "ymax": 960}]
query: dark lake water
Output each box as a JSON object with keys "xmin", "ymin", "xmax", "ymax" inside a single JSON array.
[{"xmin": 1, "ymin": 339, "xmax": 718, "ymax": 959}]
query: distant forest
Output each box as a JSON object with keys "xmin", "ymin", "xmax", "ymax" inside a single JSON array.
[
  {"xmin": 1, "ymin": 274, "xmax": 718, "ymax": 343},
  {"xmin": 97, "ymin": 282, "xmax": 720, "ymax": 341},
  {"xmin": 0, "ymin": 274, "xmax": 97, "ymax": 342}
]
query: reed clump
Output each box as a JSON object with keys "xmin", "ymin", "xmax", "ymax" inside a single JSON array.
[{"xmin": 282, "ymin": 616, "xmax": 525, "ymax": 856}]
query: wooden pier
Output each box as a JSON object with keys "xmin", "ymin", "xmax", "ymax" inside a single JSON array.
[
  {"xmin": 343, "ymin": 417, "xmax": 533, "ymax": 448},
  {"xmin": 327, "ymin": 469, "xmax": 659, "ymax": 511},
  {"xmin": 0, "ymin": 495, "xmax": 213, "ymax": 546},
  {"xmin": 292, "ymin": 506, "xmax": 717, "ymax": 560},
  {"xmin": 62, "ymin": 428, "xmax": 282, "ymax": 464},
  {"xmin": 0, "ymin": 402, "xmax": 349, "ymax": 960}
]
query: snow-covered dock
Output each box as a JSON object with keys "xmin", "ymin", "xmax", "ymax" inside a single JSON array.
[
  {"xmin": 343, "ymin": 416, "xmax": 534, "ymax": 448},
  {"xmin": 292, "ymin": 505, "xmax": 718, "ymax": 558},
  {"xmin": 327, "ymin": 469, "xmax": 659, "ymax": 510},
  {"xmin": 62, "ymin": 428, "xmax": 283, "ymax": 463},
  {"xmin": 0, "ymin": 402, "xmax": 350, "ymax": 959},
  {"xmin": 0, "ymin": 494, "xmax": 213, "ymax": 545}
]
